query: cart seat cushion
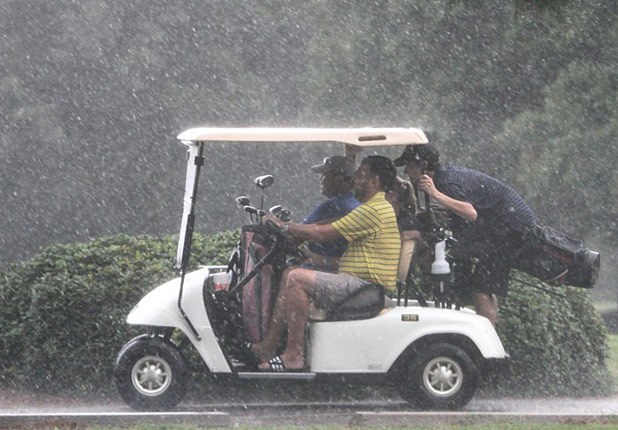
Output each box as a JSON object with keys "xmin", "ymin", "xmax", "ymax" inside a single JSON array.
[{"xmin": 309, "ymin": 281, "xmax": 386, "ymax": 321}]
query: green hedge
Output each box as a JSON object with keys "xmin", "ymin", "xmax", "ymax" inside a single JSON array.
[
  {"xmin": 495, "ymin": 275, "xmax": 611, "ymax": 396},
  {"xmin": 0, "ymin": 232, "xmax": 611, "ymax": 397},
  {"xmin": 0, "ymin": 231, "xmax": 238, "ymax": 393}
]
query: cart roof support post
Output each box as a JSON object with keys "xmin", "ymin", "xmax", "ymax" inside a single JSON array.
[{"xmin": 176, "ymin": 141, "xmax": 205, "ymax": 340}]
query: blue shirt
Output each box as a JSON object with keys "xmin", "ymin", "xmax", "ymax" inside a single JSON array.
[
  {"xmin": 301, "ymin": 191, "xmax": 360, "ymax": 257},
  {"xmin": 433, "ymin": 165, "xmax": 536, "ymax": 234}
]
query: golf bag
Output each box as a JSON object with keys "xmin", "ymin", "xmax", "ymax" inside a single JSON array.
[
  {"xmin": 237, "ymin": 225, "xmax": 282, "ymax": 343},
  {"xmin": 515, "ymin": 225, "xmax": 600, "ymax": 289}
]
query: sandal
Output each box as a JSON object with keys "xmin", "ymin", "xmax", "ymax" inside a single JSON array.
[
  {"xmin": 260, "ymin": 355, "xmax": 287, "ymax": 372},
  {"xmin": 259, "ymin": 355, "xmax": 305, "ymax": 373}
]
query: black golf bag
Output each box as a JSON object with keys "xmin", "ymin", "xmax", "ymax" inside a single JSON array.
[{"xmin": 514, "ymin": 225, "xmax": 600, "ymax": 289}]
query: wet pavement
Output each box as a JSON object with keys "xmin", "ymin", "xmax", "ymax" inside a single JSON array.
[{"xmin": 1, "ymin": 391, "xmax": 617, "ymax": 427}]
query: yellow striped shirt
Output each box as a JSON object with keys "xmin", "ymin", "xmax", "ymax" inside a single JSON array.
[{"xmin": 332, "ymin": 192, "xmax": 401, "ymax": 290}]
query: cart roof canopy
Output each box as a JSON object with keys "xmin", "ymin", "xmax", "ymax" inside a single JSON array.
[{"xmin": 177, "ymin": 127, "xmax": 428, "ymax": 147}]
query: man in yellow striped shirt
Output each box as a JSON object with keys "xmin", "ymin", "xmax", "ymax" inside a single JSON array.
[{"xmin": 253, "ymin": 155, "xmax": 400, "ymax": 372}]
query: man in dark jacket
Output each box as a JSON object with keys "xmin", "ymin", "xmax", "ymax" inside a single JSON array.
[
  {"xmin": 300, "ymin": 156, "xmax": 360, "ymax": 269},
  {"xmin": 394, "ymin": 143, "xmax": 536, "ymax": 325}
]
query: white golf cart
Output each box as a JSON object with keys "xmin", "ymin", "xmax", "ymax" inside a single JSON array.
[{"xmin": 114, "ymin": 127, "xmax": 508, "ymax": 411}]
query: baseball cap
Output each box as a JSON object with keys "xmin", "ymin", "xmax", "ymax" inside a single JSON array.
[
  {"xmin": 393, "ymin": 143, "xmax": 440, "ymax": 167},
  {"xmin": 311, "ymin": 156, "xmax": 356, "ymax": 178}
]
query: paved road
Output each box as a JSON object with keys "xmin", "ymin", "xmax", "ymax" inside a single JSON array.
[{"xmin": 1, "ymin": 393, "xmax": 617, "ymax": 427}]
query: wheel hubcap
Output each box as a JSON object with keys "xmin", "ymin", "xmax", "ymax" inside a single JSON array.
[
  {"xmin": 132, "ymin": 355, "xmax": 172, "ymax": 396},
  {"xmin": 423, "ymin": 356, "xmax": 463, "ymax": 397}
]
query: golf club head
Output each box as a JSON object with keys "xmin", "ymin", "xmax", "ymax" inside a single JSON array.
[
  {"xmin": 243, "ymin": 205, "xmax": 258, "ymax": 215},
  {"xmin": 254, "ymin": 175, "xmax": 275, "ymax": 189},
  {"xmin": 269, "ymin": 205, "xmax": 283, "ymax": 215},
  {"xmin": 236, "ymin": 196, "xmax": 250, "ymax": 206}
]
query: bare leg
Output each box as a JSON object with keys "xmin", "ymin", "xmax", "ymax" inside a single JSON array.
[
  {"xmin": 258, "ymin": 268, "xmax": 317, "ymax": 370},
  {"xmin": 279, "ymin": 269, "xmax": 316, "ymax": 368},
  {"xmin": 252, "ymin": 268, "xmax": 292, "ymax": 361},
  {"xmin": 473, "ymin": 292, "xmax": 498, "ymax": 326}
]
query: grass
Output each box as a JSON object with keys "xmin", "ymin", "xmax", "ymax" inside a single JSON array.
[{"xmin": 88, "ymin": 424, "xmax": 618, "ymax": 430}]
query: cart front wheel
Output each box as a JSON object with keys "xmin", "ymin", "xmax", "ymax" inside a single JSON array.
[{"xmin": 115, "ymin": 335, "xmax": 188, "ymax": 411}]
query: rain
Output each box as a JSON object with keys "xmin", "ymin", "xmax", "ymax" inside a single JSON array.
[{"xmin": 0, "ymin": 0, "xmax": 616, "ymax": 420}]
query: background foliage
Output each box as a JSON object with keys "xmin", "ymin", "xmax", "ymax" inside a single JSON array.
[
  {"xmin": 0, "ymin": 0, "xmax": 616, "ymax": 305},
  {"xmin": 0, "ymin": 232, "xmax": 610, "ymax": 397},
  {"xmin": 496, "ymin": 278, "xmax": 610, "ymax": 396}
]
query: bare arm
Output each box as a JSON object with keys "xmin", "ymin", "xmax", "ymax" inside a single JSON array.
[
  {"xmin": 263, "ymin": 214, "xmax": 343, "ymax": 242},
  {"xmin": 419, "ymin": 174, "xmax": 478, "ymax": 222},
  {"xmin": 288, "ymin": 222, "xmax": 342, "ymax": 242}
]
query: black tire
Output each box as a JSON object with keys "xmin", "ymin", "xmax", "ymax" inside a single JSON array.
[
  {"xmin": 114, "ymin": 335, "xmax": 188, "ymax": 411},
  {"xmin": 399, "ymin": 343, "xmax": 479, "ymax": 410}
]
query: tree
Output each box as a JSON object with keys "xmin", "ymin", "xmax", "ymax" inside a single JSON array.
[{"xmin": 496, "ymin": 62, "xmax": 617, "ymax": 243}]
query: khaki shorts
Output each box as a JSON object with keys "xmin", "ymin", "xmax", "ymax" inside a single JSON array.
[{"xmin": 314, "ymin": 271, "xmax": 383, "ymax": 312}]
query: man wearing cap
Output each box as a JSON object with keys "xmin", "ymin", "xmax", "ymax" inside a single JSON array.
[
  {"xmin": 394, "ymin": 144, "xmax": 536, "ymax": 325},
  {"xmin": 299, "ymin": 156, "xmax": 360, "ymax": 269}
]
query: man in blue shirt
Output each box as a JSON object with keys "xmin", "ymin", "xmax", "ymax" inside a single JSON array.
[
  {"xmin": 300, "ymin": 156, "xmax": 360, "ymax": 269},
  {"xmin": 394, "ymin": 144, "xmax": 536, "ymax": 325}
]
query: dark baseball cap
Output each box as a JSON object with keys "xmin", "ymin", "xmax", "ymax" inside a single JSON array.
[
  {"xmin": 311, "ymin": 156, "xmax": 356, "ymax": 178},
  {"xmin": 393, "ymin": 143, "xmax": 440, "ymax": 167}
]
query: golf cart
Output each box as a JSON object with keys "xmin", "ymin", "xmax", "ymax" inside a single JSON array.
[{"xmin": 114, "ymin": 127, "xmax": 508, "ymax": 411}]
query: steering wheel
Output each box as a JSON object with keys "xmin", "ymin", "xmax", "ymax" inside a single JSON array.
[{"xmin": 264, "ymin": 220, "xmax": 307, "ymax": 261}]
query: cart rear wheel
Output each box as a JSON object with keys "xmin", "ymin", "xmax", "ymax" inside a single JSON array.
[
  {"xmin": 399, "ymin": 343, "xmax": 479, "ymax": 410},
  {"xmin": 115, "ymin": 335, "xmax": 188, "ymax": 411}
]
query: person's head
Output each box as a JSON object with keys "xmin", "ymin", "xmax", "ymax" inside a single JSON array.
[
  {"xmin": 311, "ymin": 155, "xmax": 356, "ymax": 197},
  {"xmin": 353, "ymin": 155, "xmax": 397, "ymax": 201},
  {"xmin": 393, "ymin": 143, "xmax": 441, "ymax": 184},
  {"xmin": 386, "ymin": 176, "xmax": 416, "ymax": 216}
]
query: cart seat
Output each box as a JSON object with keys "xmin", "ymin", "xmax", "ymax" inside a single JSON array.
[
  {"xmin": 309, "ymin": 239, "xmax": 413, "ymax": 321},
  {"xmin": 308, "ymin": 283, "xmax": 387, "ymax": 321}
]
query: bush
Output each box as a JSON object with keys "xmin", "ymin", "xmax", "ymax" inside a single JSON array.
[
  {"xmin": 0, "ymin": 233, "xmax": 611, "ymax": 398},
  {"xmin": 494, "ymin": 272, "xmax": 611, "ymax": 396},
  {"xmin": 0, "ymin": 231, "xmax": 238, "ymax": 393}
]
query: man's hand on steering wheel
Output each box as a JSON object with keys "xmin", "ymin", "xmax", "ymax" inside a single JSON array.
[
  {"xmin": 262, "ymin": 214, "xmax": 284, "ymax": 229},
  {"xmin": 262, "ymin": 214, "xmax": 306, "ymax": 261}
]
